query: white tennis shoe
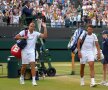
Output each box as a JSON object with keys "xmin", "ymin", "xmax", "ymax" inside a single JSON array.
[
  {"xmin": 32, "ymin": 81, "xmax": 37, "ymax": 86},
  {"xmin": 90, "ymin": 83, "xmax": 97, "ymax": 87},
  {"xmin": 20, "ymin": 77, "xmax": 25, "ymax": 85},
  {"xmin": 80, "ymin": 78, "xmax": 85, "ymax": 86}
]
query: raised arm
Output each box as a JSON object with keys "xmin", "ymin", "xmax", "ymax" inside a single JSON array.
[{"xmin": 39, "ymin": 22, "xmax": 48, "ymax": 39}]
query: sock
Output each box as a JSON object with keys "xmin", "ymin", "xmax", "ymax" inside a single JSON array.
[
  {"xmin": 21, "ymin": 75, "xmax": 24, "ymax": 79},
  {"xmin": 81, "ymin": 77, "xmax": 84, "ymax": 81},
  {"xmin": 32, "ymin": 76, "xmax": 36, "ymax": 82},
  {"xmin": 91, "ymin": 78, "xmax": 95, "ymax": 84}
]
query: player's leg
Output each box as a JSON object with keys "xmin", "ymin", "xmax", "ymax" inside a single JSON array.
[
  {"xmin": 88, "ymin": 52, "xmax": 97, "ymax": 87},
  {"xmin": 29, "ymin": 53, "xmax": 37, "ymax": 86},
  {"xmin": 20, "ymin": 52, "xmax": 28, "ymax": 85},
  {"xmin": 80, "ymin": 64, "xmax": 85, "ymax": 86},
  {"xmin": 80, "ymin": 51, "xmax": 86, "ymax": 86},
  {"xmin": 88, "ymin": 61, "xmax": 97, "ymax": 87}
]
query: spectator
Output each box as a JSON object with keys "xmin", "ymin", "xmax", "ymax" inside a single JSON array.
[
  {"xmin": 65, "ymin": 16, "xmax": 70, "ymax": 27},
  {"xmin": 51, "ymin": 17, "xmax": 55, "ymax": 28},
  {"xmin": 0, "ymin": 10, "xmax": 4, "ymax": 22},
  {"xmin": 91, "ymin": 16, "xmax": 96, "ymax": 28},
  {"xmin": 22, "ymin": 1, "xmax": 33, "ymax": 25}
]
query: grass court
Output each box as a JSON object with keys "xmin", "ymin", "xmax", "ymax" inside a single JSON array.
[{"xmin": 0, "ymin": 62, "xmax": 108, "ymax": 90}]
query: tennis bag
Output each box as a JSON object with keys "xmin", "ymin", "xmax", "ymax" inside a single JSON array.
[
  {"xmin": 11, "ymin": 29, "xmax": 28, "ymax": 59},
  {"xmin": 11, "ymin": 44, "xmax": 21, "ymax": 59},
  {"xmin": 67, "ymin": 28, "xmax": 84, "ymax": 53}
]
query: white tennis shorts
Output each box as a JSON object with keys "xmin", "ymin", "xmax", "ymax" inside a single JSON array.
[
  {"xmin": 21, "ymin": 52, "xmax": 35, "ymax": 64},
  {"xmin": 80, "ymin": 51, "xmax": 95, "ymax": 64}
]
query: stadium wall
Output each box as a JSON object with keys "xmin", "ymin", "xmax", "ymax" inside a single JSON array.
[{"xmin": 0, "ymin": 26, "xmax": 107, "ymax": 62}]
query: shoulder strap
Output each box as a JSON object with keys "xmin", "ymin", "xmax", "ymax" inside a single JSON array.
[
  {"xmin": 80, "ymin": 32, "xmax": 87, "ymax": 49},
  {"xmin": 24, "ymin": 30, "xmax": 28, "ymax": 36},
  {"xmin": 76, "ymin": 28, "xmax": 83, "ymax": 40},
  {"xmin": 82, "ymin": 33, "xmax": 87, "ymax": 43}
]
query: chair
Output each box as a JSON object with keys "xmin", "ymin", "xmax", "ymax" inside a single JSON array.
[{"xmin": 0, "ymin": 64, "xmax": 3, "ymax": 75}]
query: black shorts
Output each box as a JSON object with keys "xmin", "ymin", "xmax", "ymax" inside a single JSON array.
[{"xmin": 101, "ymin": 55, "xmax": 108, "ymax": 64}]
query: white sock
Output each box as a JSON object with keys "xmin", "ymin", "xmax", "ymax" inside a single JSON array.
[
  {"xmin": 91, "ymin": 78, "xmax": 95, "ymax": 84},
  {"xmin": 81, "ymin": 77, "xmax": 84, "ymax": 81},
  {"xmin": 21, "ymin": 75, "xmax": 24, "ymax": 79},
  {"xmin": 32, "ymin": 76, "xmax": 36, "ymax": 82}
]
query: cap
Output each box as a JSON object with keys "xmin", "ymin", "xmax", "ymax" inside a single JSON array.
[{"xmin": 102, "ymin": 30, "xmax": 108, "ymax": 34}]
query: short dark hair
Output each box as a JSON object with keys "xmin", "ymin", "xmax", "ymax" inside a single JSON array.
[
  {"xmin": 24, "ymin": 1, "xmax": 29, "ymax": 5},
  {"xmin": 87, "ymin": 24, "xmax": 93, "ymax": 28}
]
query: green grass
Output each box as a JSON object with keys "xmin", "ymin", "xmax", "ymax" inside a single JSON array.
[{"xmin": 0, "ymin": 62, "xmax": 108, "ymax": 90}]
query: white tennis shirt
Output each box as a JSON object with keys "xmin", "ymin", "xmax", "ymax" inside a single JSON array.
[
  {"xmin": 80, "ymin": 33, "xmax": 98, "ymax": 52},
  {"xmin": 19, "ymin": 30, "xmax": 41, "ymax": 53}
]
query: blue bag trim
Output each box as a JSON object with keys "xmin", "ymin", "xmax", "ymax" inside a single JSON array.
[
  {"xmin": 17, "ymin": 30, "xmax": 28, "ymax": 49},
  {"xmin": 70, "ymin": 28, "xmax": 83, "ymax": 52}
]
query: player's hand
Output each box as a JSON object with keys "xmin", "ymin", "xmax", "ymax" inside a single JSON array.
[
  {"xmin": 23, "ymin": 36, "xmax": 28, "ymax": 39},
  {"xmin": 78, "ymin": 51, "xmax": 82, "ymax": 59},
  {"xmin": 41, "ymin": 22, "xmax": 46, "ymax": 28},
  {"xmin": 97, "ymin": 52, "xmax": 101, "ymax": 62}
]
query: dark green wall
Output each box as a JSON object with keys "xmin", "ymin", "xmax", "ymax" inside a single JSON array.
[
  {"xmin": 0, "ymin": 39, "xmax": 72, "ymax": 62},
  {"xmin": 45, "ymin": 39, "xmax": 71, "ymax": 62},
  {"xmin": 0, "ymin": 50, "xmax": 11, "ymax": 62},
  {"xmin": 0, "ymin": 38, "xmax": 103, "ymax": 63}
]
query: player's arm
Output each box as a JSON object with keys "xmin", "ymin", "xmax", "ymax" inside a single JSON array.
[
  {"xmin": 95, "ymin": 41, "xmax": 101, "ymax": 61},
  {"xmin": 77, "ymin": 31, "xmax": 85, "ymax": 58},
  {"xmin": 15, "ymin": 31, "xmax": 28, "ymax": 40},
  {"xmin": 94, "ymin": 34, "xmax": 101, "ymax": 61},
  {"xmin": 39, "ymin": 22, "xmax": 47, "ymax": 39},
  {"xmin": 77, "ymin": 38, "xmax": 82, "ymax": 58}
]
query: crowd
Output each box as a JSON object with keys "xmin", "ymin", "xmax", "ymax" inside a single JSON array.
[
  {"xmin": 0, "ymin": 0, "xmax": 107, "ymax": 28},
  {"xmin": 82, "ymin": 0, "xmax": 108, "ymax": 28}
]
